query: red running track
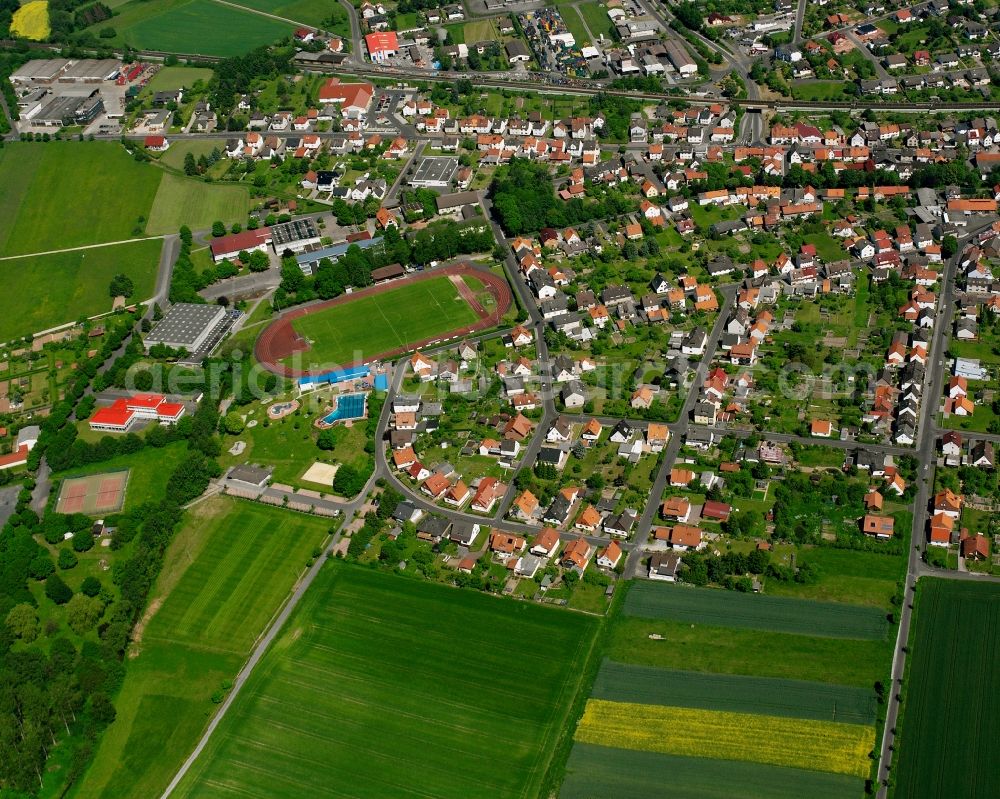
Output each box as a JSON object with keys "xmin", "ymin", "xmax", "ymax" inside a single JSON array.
[{"xmin": 255, "ymin": 262, "xmax": 513, "ymax": 378}]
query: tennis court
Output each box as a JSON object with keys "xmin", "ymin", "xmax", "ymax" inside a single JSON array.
[{"xmin": 56, "ymin": 470, "xmax": 130, "ymax": 515}]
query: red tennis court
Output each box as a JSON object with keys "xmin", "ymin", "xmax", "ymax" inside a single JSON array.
[{"xmin": 56, "ymin": 470, "xmax": 130, "ymax": 515}]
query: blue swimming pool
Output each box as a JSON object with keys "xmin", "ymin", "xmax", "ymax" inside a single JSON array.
[
  {"xmin": 298, "ymin": 365, "xmax": 370, "ymax": 389},
  {"xmin": 320, "ymin": 393, "xmax": 366, "ymax": 425},
  {"xmin": 374, "ymin": 373, "xmax": 388, "ymax": 391}
]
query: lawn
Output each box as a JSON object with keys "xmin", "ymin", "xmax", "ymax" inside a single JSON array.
[
  {"xmin": 144, "ymin": 65, "xmax": 213, "ymax": 92},
  {"xmin": 0, "ymin": 142, "xmax": 162, "ymax": 256},
  {"xmin": 803, "ymin": 232, "xmax": 847, "ymax": 263},
  {"xmin": 607, "ymin": 617, "xmax": 889, "ymax": 687},
  {"xmin": 218, "ymin": 392, "xmax": 372, "ymax": 489},
  {"xmin": 284, "ymin": 275, "xmax": 481, "ymax": 368},
  {"xmin": 791, "ymin": 81, "xmax": 854, "ymax": 102},
  {"xmin": 0, "ymin": 238, "xmax": 162, "ymax": 341},
  {"xmin": 577, "ymin": 1, "xmax": 616, "ymax": 40},
  {"xmin": 116, "ymin": 0, "xmax": 296, "ymax": 56},
  {"xmin": 73, "ymin": 497, "xmax": 331, "ymax": 799},
  {"xmin": 555, "ymin": 4, "xmax": 590, "ymax": 45},
  {"xmin": 561, "ymin": 744, "xmax": 864, "ymax": 799},
  {"xmin": 765, "ymin": 547, "xmax": 904, "ymax": 608},
  {"xmin": 145, "ymin": 173, "xmax": 252, "ymax": 235},
  {"xmin": 892, "ymin": 580, "xmax": 1000, "ymax": 799},
  {"xmin": 624, "ymin": 582, "xmax": 889, "ymax": 640},
  {"xmin": 56, "ymin": 440, "xmax": 190, "ymax": 511},
  {"xmin": 464, "ymin": 19, "xmax": 498, "ymax": 43},
  {"xmin": 172, "ymin": 563, "xmax": 599, "ymax": 798},
  {"xmin": 229, "ymin": 0, "xmax": 338, "ymax": 27},
  {"xmin": 592, "ymin": 661, "xmax": 876, "ymax": 725}
]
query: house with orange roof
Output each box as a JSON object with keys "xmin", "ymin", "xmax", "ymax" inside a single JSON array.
[
  {"xmin": 661, "ymin": 497, "xmax": 692, "ymax": 523},
  {"xmin": 410, "ymin": 351, "xmax": 436, "ymax": 380},
  {"xmin": 582, "ymin": 418, "xmax": 603, "ymax": 442},
  {"xmin": 596, "ymin": 540, "xmax": 623, "ymax": 569},
  {"xmin": 561, "ymin": 538, "xmax": 593, "ymax": 570},
  {"xmin": 810, "ymin": 419, "xmax": 834, "ymax": 438},
  {"xmin": 512, "ymin": 489, "xmax": 539, "ymax": 521},
  {"xmin": 444, "ymin": 480, "xmax": 470, "ymax": 507},
  {"xmin": 575, "ymin": 504, "xmax": 602, "ymax": 531},
  {"xmin": 489, "ymin": 530, "xmax": 526, "ymax": 561},
  {"xmin": 862, "ymin": 515, "xmax": 894, "ymax": 539},
  {"xmin": 471, "ymin": 478, "xmax": 505, "ymax": 513},
  {"xmin": 929, "ymin": 512, "xmax": 954, "ymax": 546},
  {"xmin": 504, "ymin": 413, "xmax": 534, "ymax": 441},
  {"xmin": 934, "ymin": 488, "xmax": 962, "ymax": 518},
  {"xmin": 670, "ymin": 468, "xmax": 695, "ymax": 487},
  {"xmin": 422, "ymin": 472, "xmax": 450, "ymax": 499}
]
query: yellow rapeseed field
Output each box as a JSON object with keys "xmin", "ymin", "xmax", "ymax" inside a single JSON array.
[
  {"xmin": 11, "ymin": 1, "xmax": 50, "ymax": 40},
  {"xmin": 576, "ymin": 699, "xmax": 875, "ymax": 778}
]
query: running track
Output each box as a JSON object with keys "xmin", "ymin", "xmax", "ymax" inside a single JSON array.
[{"xmin": 255, "ymin": 262, "xmax": 513, "ymax": 378}]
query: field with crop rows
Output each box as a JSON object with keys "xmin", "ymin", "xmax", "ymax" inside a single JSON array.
[
  {"xmin": 576, "ymin": 699, "xmax": 875, "ymax": 777},
  {"xmin": 624, "ymin": 582, "xmax": 888, "ymax": 639},
  {"xmin": 592, "ymin": 662, "xmax": 876, "ymax": 725},
  {"xmin": 173, "ymin": 563, "xmax": 598, "ymax": 798},
  {"xmin": 892, "ymin": 580, "xmax": 1000, "ymax": 798},
  {"xmin": 561, "ymin": 744, "xmax": 865, "ymax": 799},
  {"xmin": 74, "ymin": 499, "xmax": 331, "ymax": 799}
]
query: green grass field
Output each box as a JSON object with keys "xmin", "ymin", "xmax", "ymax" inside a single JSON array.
[
  {"xmin": 592, "ymin": 661, "xmax": 876, "ymax": 725},
  {"xmin": 0, "ymin": 238, "xmax": 162, "ymax": 341},
  {"xmin": 791, "ymin": 81, "xmax": 855, "ymax": 102},
  {"xmin": 173, "ymin": 563, "xmax": 599, "ymax": 798},
  {"xmin": 556, "ymin": 4, "xmax": 590, "ymax": 45},
  {"xmin": 608, "ymin": 617, "xmax": 888, "ymax": 687},
  {"xmin": 284, "ymin": 275, "xmax": 481, "ymax": 367},
  {"xmin": 624, "ymin": 583, "xmax": 889, "ymax": 640},
  {"xmin": 57, "ymin": 441, "xmax": 189, "ymax": 511},
  {"xmin": 0, "ymin": 142, "xmax": 162, "ymax": 256},
  {"xmin": 146, "ymin": 173, "xmax": 252, "ymax": 235},
  {"xmin": 73, "ymin": 498, "xmax": 331, "ymax": 799},
  {"xmin": 561, "ymin": 744, "xmax": 864, "ymax": 799},
  {"xmin": 226, "ymin": 0, "xmax": 335, "ymax": 27},
  {"xmin": 577, "ymin": 1, "xmax": 616, "ymax": 40},
  {"xmin": 144, "ymin": 65, "xmax": 213, "ymax": 91},
  {"xmin": 892, "ymin": 580, "xmax": 1000, "ymax": 798},
  {"xmin": 765, "ymin": 547, "xmax": 904, "ymax": 607},
  {"xmin": 464, "ymin": 19, "xmax": 498, "ymax": 43},
  {"xmin": 111, "ymin": 0, "xmax": 295, "ymax": 56}
]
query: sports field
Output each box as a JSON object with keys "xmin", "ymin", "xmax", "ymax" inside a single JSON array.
[
  {"xmin": 0, "ymin": 238, "xmax": 162, "ymax": 341},
  {"xmin": 592, "ymin": 662, "xmax": 876, "ymax": 725},
  {"xmin": 284, "ymin": 275, "xmax": 480, "ymax": 367},
  {"xmin": 893, "ymin": 580, "xmax": 1000, "ymax": 798},
  {"xmin": 561, "ymin": 744, "xmax": 864, "ymax": 799},
  {"xmin": 172, "ymin": 563, "xmax": 599, "ymax": 798},
  {"xmin": 0, "ymin": 142, "xmax": 162, "ymax": 256},
  {"xmin": 109, "ymin": 0, "xmax": 296, "ymax": 56},
  {"xmin": 56, "ymin": 470, "xmax": 129, "ymax": 515},
  {"xmin": 624, "ymin": 582, "xmax": 888, "ymax": 640},
  {"xmin": 74, "ymin": 498, "xmax": 331, "ymax": 799},
  {"xmin": 146, "ymin": 173, "xmax": 252, "ymax": 234}
]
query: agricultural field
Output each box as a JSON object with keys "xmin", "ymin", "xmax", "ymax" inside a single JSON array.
[
  {"xmin": 94, "ymin": 0, "xmax": 296, "ymax": 57},
  {"xmin": 73, "ymin": 498, "xmax": 331, "ymax": 799},
  {"xmin": 145, "ymin": 173, "xmax": 252, "ymax": 234},
  {"xmin": 284, "ymin": 275, "xmax": 481, "ymax": 367},
  {"xmin": 0, "ymin": 142, "xmax": 162, "ymax": 256},
  {"xmin": 592, "ymin": 663, "xmax": 876, "ymax": 725},
  {"xmin": 227, "ymin": 0, "xmax": 337, "ymax": 28},
  {"xmin": 892, "ymin": 579, "xmax": 1000, "ymax": 799},
  {"xmin": 171, "ymin": 563, "xmax": 599, "ymax": 798},
  {"xmin": 0, "ymin": 238, "xmax": 162, "ymax": 341},
  {"xmin": 624, "ymin": 582, "xmax": 889, "ymax": 640},
  {"xmin": 561, "ymin": 744, "xmax": 864, "ymax": 799},
  {"xmin": 575, "ymin": 699, "xmax": 874, "ymax": 777},
  {"xmin": 463, "ymin": 18, "xmax": 500, "ymax": 43},
  {"xmin": 11, "ymin": 0, "xmax": 49, "ymax": 39}
]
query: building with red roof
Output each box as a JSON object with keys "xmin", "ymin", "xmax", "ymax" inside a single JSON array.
[
  {"xmin": 144, "ymin": 135, "xmax": 169, "ymax": 152},
  {"xmin": 365, "ymin": 31, "xmax": 399, "ymax": 63},
  {"xmin": 317, "ymin": 78, "xmax": 374, "ymax": 117},
  {"xmin": 209, "ymin": 227, "xmax": 272, "ymax": 263},
  {"xmin": 90, "ymin": 395, "xmax": 186, "ymax": 433}
]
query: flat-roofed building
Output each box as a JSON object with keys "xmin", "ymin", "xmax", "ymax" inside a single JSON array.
[{"xmin": 144, "ymin": 303, "xmax": 227, "ymax": 353}]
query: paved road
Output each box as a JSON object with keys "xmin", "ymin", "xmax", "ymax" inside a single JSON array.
[
  {"xmin": 873, "ymin": 219, "xmax": 994, "ymax": 796},
  {"xmin": 844, "ymin": 30, "xmax": 890, "ymax": 81},
  {"xmin": 793, "ymin": 0, "xmax": 807, "ymax": 43},
  {"xmin": 338, "ymin": 0, "xmax": 364, "ymax": 62}
]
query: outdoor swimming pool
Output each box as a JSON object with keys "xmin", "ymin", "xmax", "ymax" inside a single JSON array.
[
  {"xmin": 298, "ymin": 365, "xmax": 371, "ymax": 389},
  {"xmin": 319, "ymin": 393, "xmax": 366, "ymax": 426}
]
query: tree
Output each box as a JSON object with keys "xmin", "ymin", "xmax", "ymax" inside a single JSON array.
[
  {"xmin": 247, "ymin": 250, "xmax": 270, "ymax": 272},
  {"xmin": 184, "ymin": 151, "xmax": 198, "ymax": 176},
  {"xmin": 29, "ymin": 553, "xmax": 55, "ymax": 580},
  {"xmin": 81, "ymin": 576, "xmax": 102, "ymax": 597},
  {"xmin": 58, "ymin": 548, "xmax": 78, "ymax": 570},
  {"xmin": 72, "ymin": 529, "xmax": 95, "ymax": 553},
  {"xmin": 941, "ymin": 235, "xmax": 958, "ymax": 259},
  {"xmin": 317, "ymin": 429, "xmax": 337, "ymax": 450},
  {"xmin": 108, "ymin": 273, "xmax": 135, "ymax": 298},
  {"xmin": 46, "ymin": 573, "xmax": 73, "ymax": 605},
  {"xmin": 5, "ymin": 603, "xmax": 39, "ymax": 642},
  {"xmin": 211, "ymin": 220, "xmax": 226, "ymax": 237},
  {"xmin": 223, "ymin": 412, "xmax": 246, "ymax": 435},
  {"xmin": 66, "ymin": 594, "xmax": 103, "ymax": 635}
]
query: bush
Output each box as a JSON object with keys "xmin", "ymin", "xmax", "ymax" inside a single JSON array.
[
  {"xmin": 45, "ymin": 574, "xmax": 73, "ymax": 605},
  {"xmin": 58, "ymin": 548, "xmax": 78, "ymax": 570},
  {"xmin": 72, "ymin": 529, "xmax": 95, "ymax": 553},
  {"xmin": 80, "ymin": 576, "xmax": 102, "ymax": 597},
  {"xmin": 29, "ymin": 554, "xmax": 55, "ymax": 581}
]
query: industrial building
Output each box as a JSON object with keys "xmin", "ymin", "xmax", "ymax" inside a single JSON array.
[{"xmin": 144, "ymin": 303, "xmax": 228, "ymax": 353}]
